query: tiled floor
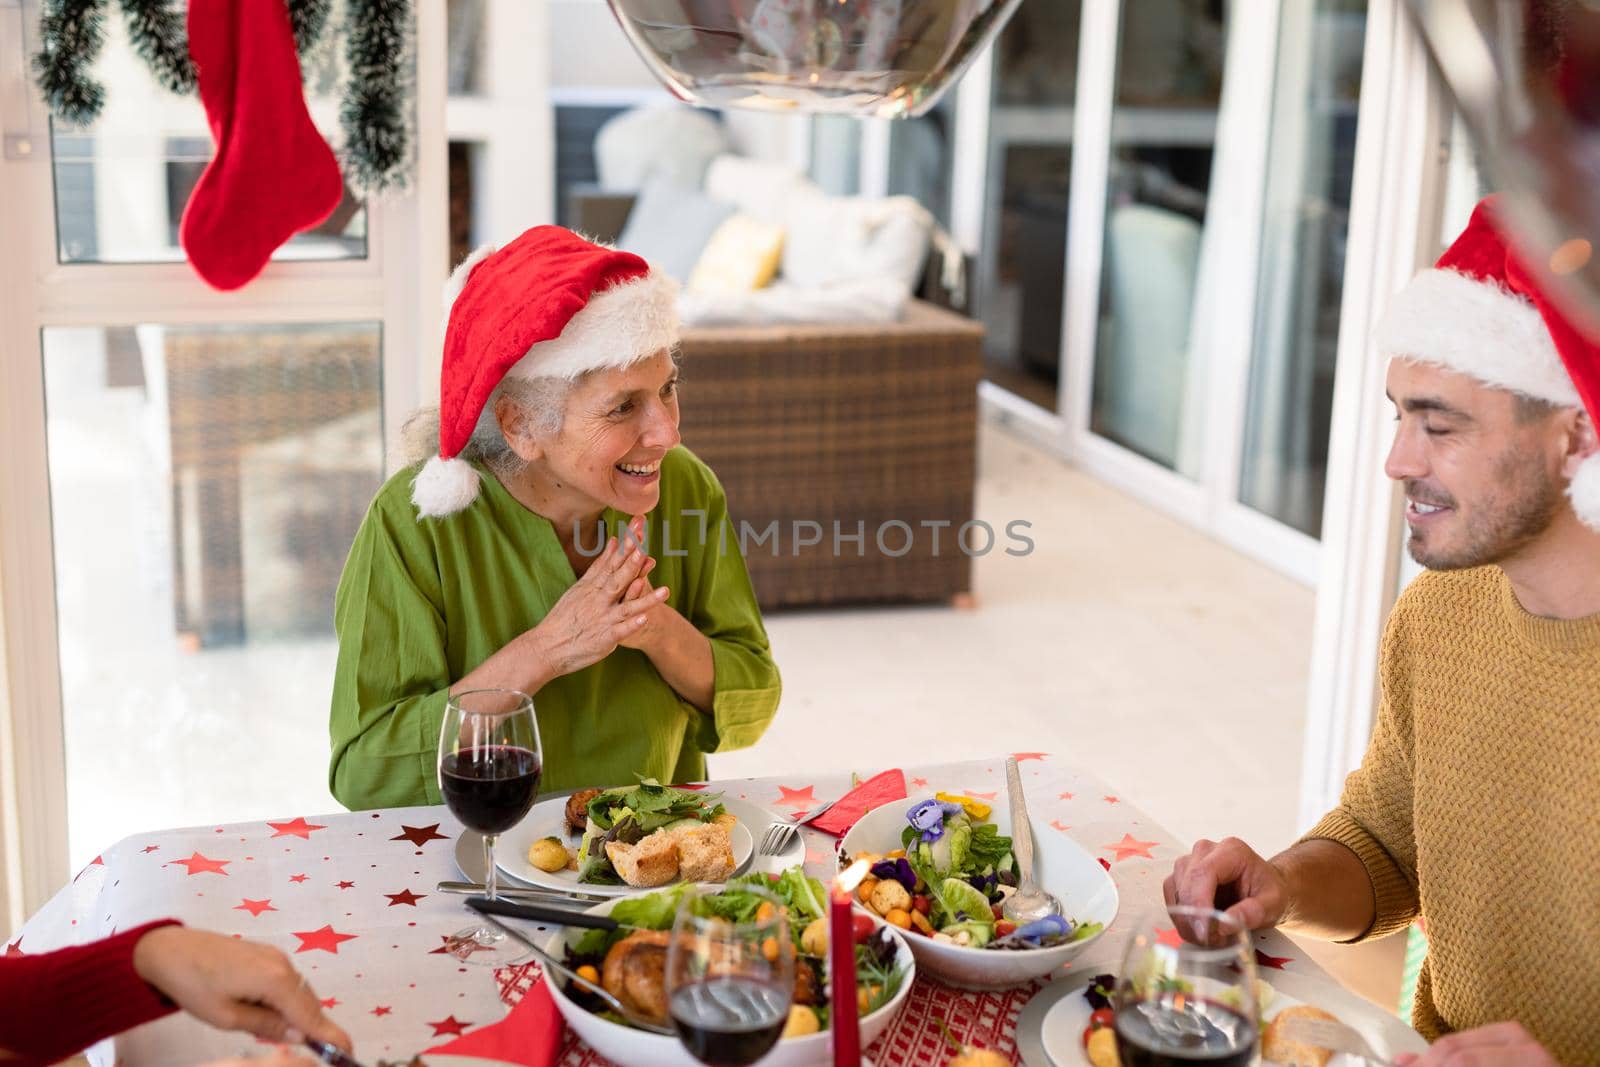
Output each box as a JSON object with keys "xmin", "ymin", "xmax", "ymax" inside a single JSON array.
[{"xmin": 718, "ymin": 419, "xmax": 1316, "ymax": 859}]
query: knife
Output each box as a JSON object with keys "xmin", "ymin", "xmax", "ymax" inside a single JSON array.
[
  {"xmin": 435, "ymin": 879, "xmax": 610, "ymax": 903},
  {"xmin": 468, "ymin": 895, "xmax": 651, "ymax": 933}
]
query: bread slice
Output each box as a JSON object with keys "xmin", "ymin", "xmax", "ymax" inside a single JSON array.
[
  {"xmin": 674, "ymin": 823, "xmax": 736, "ymax": 882},
  {"xmin": 606, "ymin": 829, "xmax": 680, "ymax": 887},
  {"xmin": 1261, "ymin": 1004, "xmax": 1339, "ymax": 1067}
]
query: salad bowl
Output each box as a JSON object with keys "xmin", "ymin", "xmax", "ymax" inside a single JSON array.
[
  {"xmin": 839, "ymin": 795, "xmax": 1119, "ymax": 989},
  {"xmin": 542, "ymin": 871, "xmax": 916, "ymax": 1067}
]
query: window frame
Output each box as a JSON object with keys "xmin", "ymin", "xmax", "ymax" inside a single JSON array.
[{"xmin": 0, "ymin": 0, "xmax": 447, "ymax": 918}]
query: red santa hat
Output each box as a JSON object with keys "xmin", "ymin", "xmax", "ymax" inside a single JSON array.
[
  {"xmin": 412, "ymin": 226, "xmax": 679, "ymax": 518},
  {"xmin": 1374, "ymin": 195, "xmax": 1600, "ymax": 530}
]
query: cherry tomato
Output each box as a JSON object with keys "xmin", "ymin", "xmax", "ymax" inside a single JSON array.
[
  {"xmin": 995, "ymin": 920, "xmax": 1017, "ymax": 938},
  {"xmin": 851, "ymin": 913, "xmax": 875, "ymax": 943},
  {"xmin": 1081, "ymin": 1009, "xmax": 1115, "ymax": 1048}
]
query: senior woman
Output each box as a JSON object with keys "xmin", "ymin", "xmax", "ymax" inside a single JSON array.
[{"xmin": 329, "ymin": 227, "xmax": 781, "ymax": 809}]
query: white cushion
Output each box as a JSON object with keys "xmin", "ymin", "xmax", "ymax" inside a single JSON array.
[
  {"xmin": 594, "ymin": 107, "xmax": 728, "ymax": 191},
  {"xmin": 702, "ymin": 154, "xmax": 822, "ymax": 225},
  {"xmin": 781, "ymin": 195, "xmax": 932, "ymax": 290},
  {"xmin": 677, "ymin": 279, "xmax": 910, "ymax": 326},
  {"xmin": 615, "ymin": 178, "xmax": 736, "ymax": 282}
]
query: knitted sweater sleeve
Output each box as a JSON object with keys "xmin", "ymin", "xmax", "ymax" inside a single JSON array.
[
  {"xmin": 0, "ymin": 919, "xmax": 180, "ymax": 1064},
  {"xmin": 1300, "ymin": 603, "xmax": 1422, "ymax": 943}
]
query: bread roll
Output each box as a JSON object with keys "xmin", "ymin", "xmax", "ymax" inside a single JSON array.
[
  {"xmin": 1261, "ymin": 1004, "xmax": 1339, "ymax": 1067},
  {"xmin": 675, "ymin": 823, "xmax": 737, "ymax": 882},
  {"xmin": 606, "ymin": 829, "xmax": 680, "ymax": 887}
]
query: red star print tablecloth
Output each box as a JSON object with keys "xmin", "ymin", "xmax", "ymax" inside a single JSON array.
[{"xmin": 15, "ymin": 756, "xmax": 1323, "ymax": 1065}]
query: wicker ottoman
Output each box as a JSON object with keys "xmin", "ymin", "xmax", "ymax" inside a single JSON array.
[{"xmin": 677, "ymin": 300, "xmax": 983, "ymax": 610}]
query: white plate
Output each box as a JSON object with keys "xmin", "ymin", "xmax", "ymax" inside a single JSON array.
[
  {"xmin": 1029, "ymin": 972, "xmax": 1429, "ymax": 1066},
  {"xmin": 543, "ymin": 890, "xmax": 915, "ymax": 1067},
  {"xmin": 493, "ymin": 792, "xmax": 760, "ymax": 896},
  {"xmin": 839, "ymin": 795, "xmax": 1119, "ymax": 990}
]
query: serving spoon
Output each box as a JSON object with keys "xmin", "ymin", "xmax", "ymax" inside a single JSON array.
[{"xmin": 1000, "ymin": 756, "xmax": 1063, "ymax": 925}]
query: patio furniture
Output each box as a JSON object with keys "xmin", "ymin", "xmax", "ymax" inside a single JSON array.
[{"xmin": 573, "ymin": 188, "xmax": 983, "ymax": 610}]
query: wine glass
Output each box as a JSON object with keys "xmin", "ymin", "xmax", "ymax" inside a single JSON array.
[
  {"xmin": 437, "ymin": 688, "xmax": 542, "ymax": 964},
  {"xmin": 665, "ymin": 884, "xmax": 796, "ymax": 1067},
  {"xmin": 1113, "ymin": 906, "xmax": 1260, "ymax": 1066}
]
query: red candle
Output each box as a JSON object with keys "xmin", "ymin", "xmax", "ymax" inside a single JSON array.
[{"xmin": 831, "ymin": 860, "xmax": 870, "ymax": 1067}]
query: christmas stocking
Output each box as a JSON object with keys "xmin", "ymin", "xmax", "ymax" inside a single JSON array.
[{"xmin": 179, "ymin": 0, "xmax": 343, "ymax": 291}]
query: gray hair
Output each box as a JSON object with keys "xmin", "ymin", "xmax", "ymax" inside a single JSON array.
[{"xmin": 398, "ymin": 375, "xmax": 574, "ymax": 480}]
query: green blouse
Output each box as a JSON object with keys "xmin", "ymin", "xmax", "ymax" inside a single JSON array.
[{"xmin": 328, "ymin": 446, "xmax": 781, "ymax": 810}]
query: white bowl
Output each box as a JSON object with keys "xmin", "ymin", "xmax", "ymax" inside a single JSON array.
[
  {"xmin": 839, "ymin": 796, "xmax": 1119, "ymax": 990},
  {"xmin": 543, "ymin": 889, "xmax": 916, "ymax": 1067}
]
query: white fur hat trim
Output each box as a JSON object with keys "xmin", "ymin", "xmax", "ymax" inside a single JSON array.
[
  {"xmin": 505, "ymin": 270, "xmax": 680, "ymax": 382},
  {"xmin": 1374, "ymin": 268, "xmax": 1582, "ymax": 407},
  {"xmin": 411, "ymin": 455, "xmax": 482, "ymax": 518}
]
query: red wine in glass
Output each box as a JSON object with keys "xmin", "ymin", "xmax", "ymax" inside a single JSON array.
[
  {"xmin": 440, "ymin": 745, "xmax": 541, "ymax": 834},
  {"xmin": 1114, "ymin": 998, "xmax": 1258, "ymax": 1067},
  {"xmin": 668, "ymin": 977, "xmax": 789, "ymax": 1067},
  {"xmin": 436, "ymin": 689, "xmax": 541, "ymax": 965}
]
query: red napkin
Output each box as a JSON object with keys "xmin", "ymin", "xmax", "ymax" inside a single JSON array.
[
  {"xmin": 809, "ymin": 769, "xmax": 908, "ymax": 837},
  {"xmin": 424, "ymin": 978, "xmax": 564, "ymax": 1065}
]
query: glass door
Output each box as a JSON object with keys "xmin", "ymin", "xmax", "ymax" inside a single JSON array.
[
  {"xmin": 0, "ymin": 10, "xmax": 442, "ymax": 883},
  {"xmin": 972, "ymin": 0, "xmax": 1081, "ymax": 412},
  {"xmin": 1238, "ymin": 0, "xmax": 1369, "ymax": 537},
  {"xmin": 1089, "ymin": 0, "xmax": 1229, "ymax": 478}
]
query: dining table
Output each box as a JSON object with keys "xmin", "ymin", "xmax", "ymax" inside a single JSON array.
[{"xmin": 13, "ymin": 754, "xmax": 1338, "ymax": 1065}]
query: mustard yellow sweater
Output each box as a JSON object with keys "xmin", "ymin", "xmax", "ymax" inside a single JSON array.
[{"xmin": 1304, "ymin": 566, "xmax": 1600, "ymax": 1064}]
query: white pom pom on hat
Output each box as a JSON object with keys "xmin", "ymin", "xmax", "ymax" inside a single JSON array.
[
  {"xmin": 410, "ymin": 455, "xmax": 482, "ymax": 519},
  {"xmin": 1569, "ymin": 453, "xmax": 1600, "ymax": 531},
  {"xmin": 411, "ymin": 226, "xmax": 679, "ymax": 519}
]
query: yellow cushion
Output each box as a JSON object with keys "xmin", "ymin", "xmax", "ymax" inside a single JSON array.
[{"xmin": 687, "ymin": 215, "xmax": 785, "ymax": 294}]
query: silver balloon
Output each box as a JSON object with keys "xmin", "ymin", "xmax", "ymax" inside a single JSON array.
[
  {"xmin": 604, "ymin": 0, "xmax": 1023, "ymax": 118},
  {"xmin": 1406, "ymin": 0, "xmax": 1600, "ymax": 326}
]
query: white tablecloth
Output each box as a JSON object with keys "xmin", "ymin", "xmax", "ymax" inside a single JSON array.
[{"xmin": 15, "ymin": 755, "xmax": 1325, "ymax": 1064}]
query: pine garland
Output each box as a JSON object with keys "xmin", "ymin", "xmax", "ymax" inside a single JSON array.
[
  {"xmin": 32, "ymin": 0, "xmax": 109, "ymax": 126},
  {"xmin": 340, "ymin": 0, "xmax": 411, "ymax": 191},
  {"xmin": 33, "ymin": 0, "xmax": 413, "ymax": 191},
  {"xmin": 117, "ymin": 0, "xmax": 195, "ymax": 96},
  {"xmin": 288, "ymin": 0, "xmax": 334, "ymax": 58}
]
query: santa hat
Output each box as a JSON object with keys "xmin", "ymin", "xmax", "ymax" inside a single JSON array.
[
  {"xmin": 412, "ymin": 226, "xmax": 679, "ymax": 518},
  {"xmin": 1374, "ymin": 195, "xmax": 1600, "ymax": 530}
]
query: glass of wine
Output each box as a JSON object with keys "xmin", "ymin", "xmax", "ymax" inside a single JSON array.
[
  {"xmin": 437, "ymin": 688, "xmax": 542, "ymax": 965},
  {"xmin": 1113, "ymin": 906, "xmax": 1260, "ymax": 1067},
  {"xmin": 665, "ymin": 884, "xmax": 796, "ymax": 1067}
]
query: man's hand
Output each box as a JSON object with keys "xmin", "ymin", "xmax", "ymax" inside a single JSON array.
[
  {"xmin": 1163, "ymin": 837, "xmax": 1290, "ymax": 931},
  {"xmin": 1394, "ymin": 1022, "xmax": 1556, "ymax": 1066},
  {"xmin": 131, "ymin": 926, "xmax": 351, "ymax": 1051}
]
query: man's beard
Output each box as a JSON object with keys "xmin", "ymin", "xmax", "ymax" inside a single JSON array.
[{"xmin": 1406, "ymin": 448, "xmax": 1565, "ymax": 570}]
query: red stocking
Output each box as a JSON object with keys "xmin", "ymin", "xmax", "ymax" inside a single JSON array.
[{"xmin": 179, "ymin": 0, "xmax": 343, "ymax": 291}]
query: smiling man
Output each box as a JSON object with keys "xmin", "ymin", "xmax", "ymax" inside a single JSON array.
[{"xmin": 1167, "ymin": 198, "xmax": 1600, "ymax": 1065}]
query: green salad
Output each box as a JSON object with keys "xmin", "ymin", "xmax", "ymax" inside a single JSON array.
[
  {"xmin": 562, "ymin": 866, "xmax": 907, "ymax": 1036},
  {"xmin": 574, "ymin": 779, "xmax": 728, "ymax": 884},
  {"xmin": 845, "ymin": 794, "xmax": 1105, "ymax": 950}
]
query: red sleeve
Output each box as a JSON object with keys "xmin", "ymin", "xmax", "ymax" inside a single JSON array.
[{"xmin": 0, "ymin": 919, "xmax": 181, "ymax": 1065}]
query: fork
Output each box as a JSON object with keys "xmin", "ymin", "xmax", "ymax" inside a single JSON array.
[
  {"xmin": 1276, "ymin": 1014, "xmax": 1392, "ymax": 1065},
  {"xmin": 760, "ymin": 798, "xmax": 837, "ymax": 857}
]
